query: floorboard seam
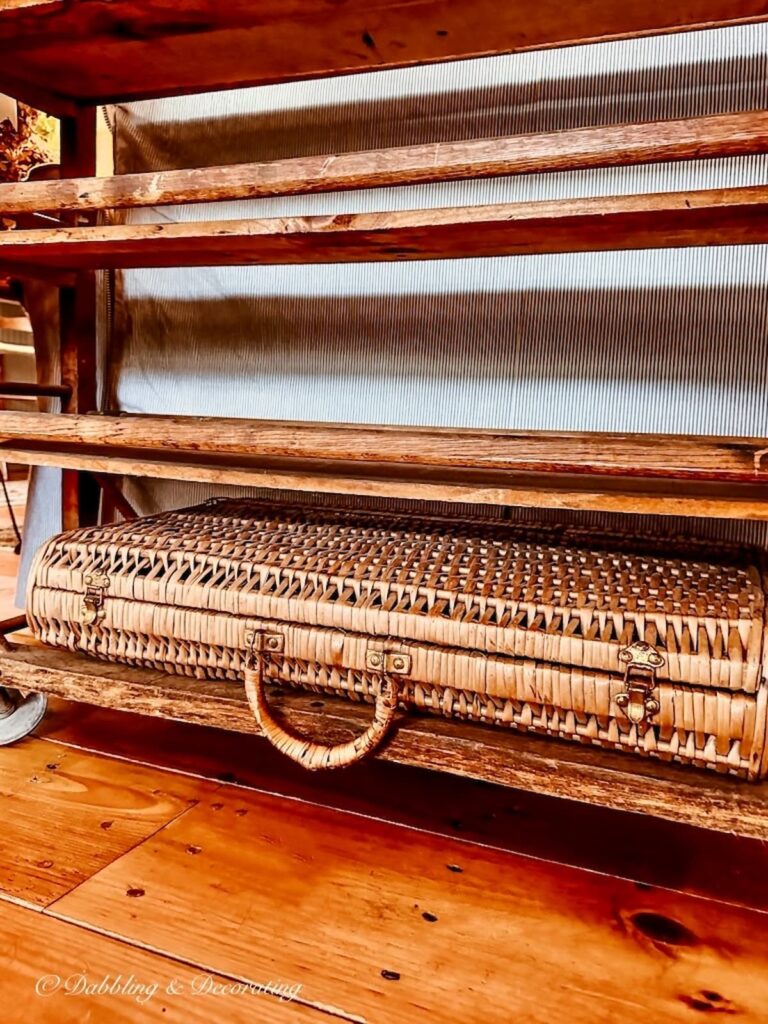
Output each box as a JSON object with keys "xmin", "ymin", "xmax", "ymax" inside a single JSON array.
[
  {"xmin": 40, "ymin": 792, "xmax": 211, "ymax": 912},
  {"xmin": 40, "ymin": 906, "xmax": 366, "ymax": 1024},
  {"xmin": 0, "ymin": 891, "xmax": 46, "ymax": 913}
]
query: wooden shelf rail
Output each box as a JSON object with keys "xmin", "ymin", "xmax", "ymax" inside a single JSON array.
[
  {"xmin": 3, "ymin": 411, "xmax": 768, "ymax": 519},
  {"xmin": 3, "ymin": 635, "xmax": 768, "ymax": 841},
  {"xmin": 3, "ymin": 1, "xmax": 767, "ymax": 116},
  {"xmin": 3, "ymin": 112, "xmax": 768, "ymax": 216},
  {"xmin": 7, "ymin": 411, "xmax": 768, "ymax": 480},
  {"xmin": 4, "ymin": 186, "xmax": 768, "ymax": 273}
]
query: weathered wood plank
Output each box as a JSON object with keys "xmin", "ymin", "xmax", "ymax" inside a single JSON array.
[
  {"xmin": 4, "ymin": 186, "xmax": 768, "ymax": 269},
  {"xmin": 3, "ymin": 411, "xmax": 768, "ymax": 482},
  {"xmin": 59, "ymin": 110, "xmax": 100, "ymax": 533},
  {"xmin": 4, "ymin": 444, "xmax": 768, "ymax": 520},
  {"xmin": 6, "ymin": 642, "xmax": 768, "ymax": 840},
  {"xmin": 2, "ymin": 1, "xmax": 768, "ymax": 107},
  {"xmin": 0, "ymin": 64, "xmax": 77, "ymax": 119},
  {"xmin": 52, "ymin": 777, "xmax": 768, "ymax": 1023},
  {"xmin": 3, "ymin": 112, "xmax": 768, "ymax": 215},
  {"xmin": 4, "ymin": 411, "xmax": 768, "ymax": 518},
  {"xmin": 0, "ymin": 734, "xmax": 205, "ymax": 907}
]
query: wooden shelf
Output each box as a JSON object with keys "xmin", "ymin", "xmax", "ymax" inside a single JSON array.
[
  {"xmin": 4, "ymin": 411, "xmax": 768, "ymax": 519},
  {"xmin": 3, "ymin": 112, "xmax": 768, "ymax": 216},
  {"xmin": 4, "ymin": 637, "xmax": 768, "ymax": 840},
  {"xmin": 4, "ymin": 186, "xmax": 768, "ymax": 273},
  {"xmin": 2, "ymin": 1, "xmax": 766, "ymax": 116},
  {"xmin": 7, "ymin": 411, "xmax": 768, "ymax": 480}
]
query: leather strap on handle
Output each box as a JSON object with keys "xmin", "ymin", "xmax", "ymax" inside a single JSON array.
[{"xmin": 244, "ymin": 646, "xmax": 400, "ymax": 771}]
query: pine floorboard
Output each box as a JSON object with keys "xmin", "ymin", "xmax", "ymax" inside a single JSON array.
[
  {"xmin": 0, "ymin": 737, "xmax": 209, "ymax": 907},
  {"xmin": 47, "ymin": 779, "xmax": 768, "ymax": 1024},
  {"xmin": 5, "ymin": 723, "xmax": 768, "ymax": 1023},
  {"xmin": 0, "ymin": 897, "xmax": 317, "ymax": 1023}
]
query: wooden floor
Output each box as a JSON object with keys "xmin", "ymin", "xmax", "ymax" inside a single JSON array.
[{"xmin": 3, "ymin": 484, "xmax": 768, "ymax": 1021}]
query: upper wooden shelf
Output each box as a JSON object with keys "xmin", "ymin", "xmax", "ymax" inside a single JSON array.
[
  {"xmin": 2, "ymin": 1, "xmax": 768, "ymax": 116},
  {"xmin": 2, "ymin": 112, "xmax": 767, "ymax": 216},
  {"xmin": 4, "ymin": 186, "xmax": 768, "ymax": 273},
  {"xmin": 4, "ymin": 411, "xmax": 768, "ymax": 520}
]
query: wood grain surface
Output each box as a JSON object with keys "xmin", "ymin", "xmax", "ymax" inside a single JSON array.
[
  {"xmin": 5, "ymin": 186, "xmax": 768, "ymax": 271},
  {"xmin": 5, "ymin": 447, "xmax": 768, "ymax": 519},
  {"xmin": 0, "ymin": 898, "xmax": 316, "ymax": 1023},
  {"xmin": 1, "ymin": 713, "xmax": 765, "ymax": 1023},
  {"xmin": 3, "ymin": 112, "xmax": 768, "ymax": 214},
  {"xmin": 0, "ymin": 736, "xmax": 204, "ymax": 907},
  {"xmin": 51, "ymin": 783, "xmax": 768, "ymax": 1023},
  {"xmin": 2, "ymin": 1, "xmax": 767, "ymax": 110},
  {"xmin": 3, "ymin": 411, "xmax": 768, "ymax": 481},
  {"xmin": 4, "ymin": 410, "xmax": 768, "ymax": 517},
  {"xmin": 58, "ymin": 110, "xmax": 100, "ymax": 533}
]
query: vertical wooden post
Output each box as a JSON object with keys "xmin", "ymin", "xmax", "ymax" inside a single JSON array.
[{"xmin": 59, "ymin": 106, "xmax": 100, "ymax": 530}]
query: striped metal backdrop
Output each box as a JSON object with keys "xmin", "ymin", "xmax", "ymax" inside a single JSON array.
[{"xmin": 16, "ymin": 22, "xmax": 768, "ymax": 605}]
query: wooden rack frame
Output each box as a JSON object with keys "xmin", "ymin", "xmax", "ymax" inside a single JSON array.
[
  {"xmin": 3, "ymin": 1, "xmax": 768, "ymax": 833},
  {"xmin": 3, "ymin": 111, "xmax": 768, "ymax": 217}
]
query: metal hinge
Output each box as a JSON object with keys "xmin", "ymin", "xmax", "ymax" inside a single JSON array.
[
  {"xmin": 245, "ymin": 630, "xmax": 285, "ymax": 664},
  {"xmin": 243, "ymin": 633, "xmax": 411, "ymax": 677},
  {"xmin": 616, "ymin": 640, "xmax": 664, "ymax": 725},
  {"xmin": 81, "ymin": 572, "xmax": 110, "ymax": 626},
  {"xmin": 365, "ymin": 649, "xmax": 412, "ymax": 675}
]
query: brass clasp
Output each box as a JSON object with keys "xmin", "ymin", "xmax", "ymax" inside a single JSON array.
[
  {"xmin": 616, "ymin": 641, "xmax": 663, "ymax": 725},
  {"xmin": 81, "ymin": 572, "xmax": 110, "ymax": 626}
]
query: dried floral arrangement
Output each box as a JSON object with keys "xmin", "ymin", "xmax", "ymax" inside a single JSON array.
[
  {"xmin": 0, "ymin": 101, "xmax": 59, "ymax": 294},
  {"xmin": 0, "ymin": 101, "xmax": 58, "ymax": 183}
]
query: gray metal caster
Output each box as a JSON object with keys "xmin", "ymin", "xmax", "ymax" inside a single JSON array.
[{"xmin": 0, "ymin": 687, "xmax": 47, "ymax": 745}]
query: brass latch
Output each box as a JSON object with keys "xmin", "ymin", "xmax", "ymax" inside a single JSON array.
[
  {"xmin": 616, "ymin": 640, "xmax": 664, "ymax": 725},
  {"xmin": 81, "ymin": 572, "xmax": 110, "ymax": 625}
]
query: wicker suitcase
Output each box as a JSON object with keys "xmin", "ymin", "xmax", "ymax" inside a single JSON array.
[{"xmin": 26, "ymin": 498, "xmax": 768, "ymax": 777}]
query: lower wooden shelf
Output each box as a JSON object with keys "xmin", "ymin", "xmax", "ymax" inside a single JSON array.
[{"xmin": 3, "ymin": 638, "xmax": 768, "ymax": 841}]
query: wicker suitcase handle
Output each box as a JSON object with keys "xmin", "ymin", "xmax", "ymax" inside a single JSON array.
[{"xmin": 244, "ymin": 646, "xmax": 401, "ymax": 771}]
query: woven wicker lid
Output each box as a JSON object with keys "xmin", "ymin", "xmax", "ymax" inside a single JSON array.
[{"xmin": 30, "ymin": 498, "xmax": 767, "ymax": 692}]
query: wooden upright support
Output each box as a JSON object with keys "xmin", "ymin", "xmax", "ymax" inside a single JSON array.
[{"xmin": 59, "ymin": 108, "xmax": 99, "ymax": 531}]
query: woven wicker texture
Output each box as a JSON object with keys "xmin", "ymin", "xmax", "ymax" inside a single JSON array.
[{"xmin": 26, "ymin": 499, "xmax": 768, "ymax": 777}]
